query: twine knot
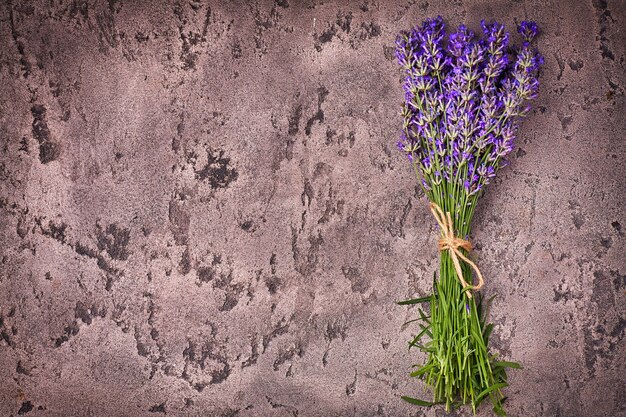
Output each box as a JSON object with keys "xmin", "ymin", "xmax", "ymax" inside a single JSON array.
[{"xmin": 429, "ymin": 202, "xmax": 484, "ymax": 299}]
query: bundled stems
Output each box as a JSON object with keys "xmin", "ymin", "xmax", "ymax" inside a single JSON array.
[
  {"xmin": 433, "ymin": 242, "xmax": 502, "ymax": 413},
  {"xmin": 402, "ymin": 190, "xmax": 513, "ymax": 416}
]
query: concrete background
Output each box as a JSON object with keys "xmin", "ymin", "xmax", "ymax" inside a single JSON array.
[{"xmin": 0, "ymin": 1, "xmax": 624, "ymax": 416}]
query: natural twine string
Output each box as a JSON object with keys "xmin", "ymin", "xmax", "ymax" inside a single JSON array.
[{"xmin": 429, "ymin": 202, "xmax": 484, "ymax": 299}]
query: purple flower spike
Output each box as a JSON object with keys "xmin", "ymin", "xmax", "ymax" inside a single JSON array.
[
  {"xmin": 448, "ymin": 25, "xmax": 473, "ymax": 57},
  {"xmin": 518, "ymin": 21, "xmax": 538, "ymax": 43},
  {"xmin": 395, "ymin": 17, "xmax": 542, "ymax": 198},
  {"xmin": 422, "ymin": 156, "xmax": 432, "ymax": 170}
]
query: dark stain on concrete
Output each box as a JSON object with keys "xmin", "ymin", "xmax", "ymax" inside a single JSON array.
[
  {"xmin": 592, "ymin": 0, "xmax": 615, "ymax": 60},
  {"xmin": 342, "ymin": 266, "xmax": 369, "ymax": 294},
  {"xmin": 288, "ymin": 104, "xmax": 302, "ymax": 136},
  {"xmin": 179, "ymin": 246, "xmax": 192, "ymax": 274},
  {"xmin": 325, "ymin": 319, "xmax": 348, "ymax": 342},
  {"xmin": 241, "ymin": 336, "xmax": 260, "ymax": 368},
  {"xmin": 0, "ymin": 315, "xmax": 15, "ymax": 348},
  {"xmin": 291, "ymin": 228, "xmax": 324, "ymax": 277},
  {"xmin": 96, "ymin": 222, "xmax": 131, "ymax": 261},
  {"xmin": 75, "ymin": 301, "xmax": 103, "ymax": 325},
  {"xmin": 568, "ymin": 59, "xmax": 584, "ymax": 71},
  {"xmin": 301, "ymin": 179, "xmax": 314, "ymax": 207},
  {"xmin": 31, "ymin": 105, "xmax": 60, "ymax": 163},
  {"xmin": 195, "ymin": 148, "xmax": 238, "ymax": 189},
  {"xmin": 304, "ymin": 86, "xmax": 329, "ymax": 136},
  {"xmin": 74, "ymin": 241, "xmax": 123, "ymax": 288},
  {"xmin": 273, "ymin": 340, "xmax": 304, "ymax": 372},
  {"xmin": 197, "ymin": 265, "xmax": 216, "ymax": 284},
  {"xmin": 148, "ymin": 402, "xmax": 167, "ymax": 413},
  {"xmin": 265, "ymin": 275, "xmax": 282, "ymax": 294},
  {"xmin": 168, "ymin": 195, "xmax": 190, "ymax": 246},
  {"xmin": 18, "ymin": 401, "xmax": 33, "ymax": 415},
  {"xmin": 358, "ymin": 22, "xmax": 382, "ymax": 40},
  {"xmin": 53, "ymin": 321, "xmax": 80, "ymax": 348},
  {"xmin": 346, "ymin": 370, "xmax": 357, "ymax": 396},
  {"xmin": 40, "ymin": 220, "xmax": 68, "ymax": 244},
  {"xmin": 262, "ymin": 316, "xmax": 291, "ymax": 353},
  {"xmin": 182, "ymin": 333, "xmax": 232, "ymax": 389}
]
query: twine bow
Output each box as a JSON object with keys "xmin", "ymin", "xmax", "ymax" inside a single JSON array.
[{"xmin": 429, "ymin": 202, "xmax": 484, "ymax": 299}]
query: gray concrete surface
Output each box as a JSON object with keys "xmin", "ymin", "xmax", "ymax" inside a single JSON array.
[{"xmin": 0, "ymin": 1, "xmax": 624, "ymax": 416}]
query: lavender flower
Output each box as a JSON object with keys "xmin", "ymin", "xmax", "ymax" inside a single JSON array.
[
  {"xmin": 396, "ymin": 17, "xmax": 542, "ymax": 216},
  {"xmin": 518, "ymin": 20, "xmax": 538, "ymax": 43},
  {"xmin": 395, "ymin": 17, "xmax": 542, "ymax": 415}
]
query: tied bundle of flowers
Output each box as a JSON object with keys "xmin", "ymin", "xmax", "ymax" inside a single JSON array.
[{"xmin": 394, "ymin": 17, "xmax": 542, "ymax": 415}]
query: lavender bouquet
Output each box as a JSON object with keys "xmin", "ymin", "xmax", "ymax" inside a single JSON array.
[{"xmin": 394, "ymin": 17, "xmax": 542, "ymax": 415}]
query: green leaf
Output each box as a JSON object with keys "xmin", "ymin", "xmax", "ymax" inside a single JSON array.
[
  {"xmin": 410, "ymin": 364, "xmax": 433, "ymax": 377},
  {"xmin": 474, "ymin": 383, "xmax": 508, "ymax": 404},
  {"xmin": 483, "ymin": 323, "xmax": 494, "ymax": 342},
  {"xmin": 408, "ymin": 342, "xmax": 436, "ymax": 353},
  {"xmin": 461, "ymin": 285, "xmax": 474, "ymax": 295},
  {"xmin": 397, "ymin": 295, "xmax": 432, "ymax": 305},
  {"xmin": 401, "ymin": 396, "xmax": 433, "ymax": 406},
  {"xmin": 493, "ymin": 402, "xmax": 507, "ymax": 417},
  {"xmin": 432, "ymin": 271, "xmax": 438, "ymax": 295},
  {"xmin": 408, "ymin": 324, "xmax": 432, "ymax": 348},
  {"xmin": 494, "ymin": 361, "xmax": 522, "ymax": 370},
  {"xmin": 418, "ymin": 308, "xmax": 430, "ymax": 322},
  {"xmin": 478, "ymin": 294, "xmax": 497, "ymax": 321}
]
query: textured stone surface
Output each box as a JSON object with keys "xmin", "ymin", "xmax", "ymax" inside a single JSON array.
[{"xmin": 0, "ymin": 1, "xmax": 624, "ymax": 416}]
